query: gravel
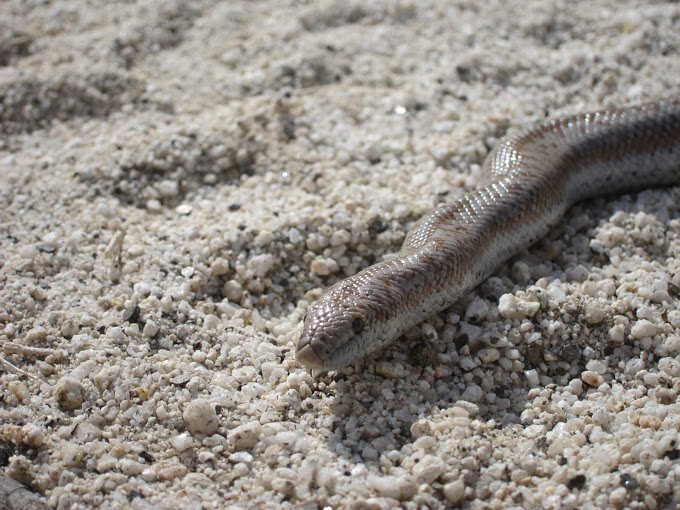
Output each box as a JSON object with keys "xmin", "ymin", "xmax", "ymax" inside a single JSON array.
[{"xmin": 1, "ymin": 0, "xmax": 680, "ymax": 509}]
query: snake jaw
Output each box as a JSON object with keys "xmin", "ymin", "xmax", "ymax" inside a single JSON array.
[{"xmin": 295, "ymin": 341, "xmax": 326, "ymax": 369}]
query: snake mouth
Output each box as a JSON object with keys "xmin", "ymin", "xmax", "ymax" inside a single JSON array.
[
  {"xmin": 295, "ymin": 342, "xmax": 327, "ymax": 369},
  {"xmin": 296, "ymin": 331, "xmax": 358, "ymax": 371}
]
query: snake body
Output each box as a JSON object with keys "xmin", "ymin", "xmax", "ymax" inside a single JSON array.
[{"xmin": 296, "ymin": 99, "xmax": 680, "ymax": 370}]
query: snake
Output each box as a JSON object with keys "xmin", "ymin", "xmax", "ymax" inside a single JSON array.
[{"xmin": 296, "ymin": 98, "xmax": 680, "ymax": 370}]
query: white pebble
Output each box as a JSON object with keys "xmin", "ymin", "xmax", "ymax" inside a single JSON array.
[
  {"xmin": 498, "ymin": 294, "xmax": 518, "ymax": 318},
  {"xmin": 584, "ymin": 302, "xmax": 606, "ymax": 324},
  {"xmin": 120, "ymin": 459, "xmax": 145, "ymax": 476},
  {"xmin": 143, "ymin": 320, "xmax": 159, "ymax": 338},
  {"xmin": 330, "ymin": 229, "xmax": 351, "ymax": 246},
  {"xmin": 523, "ymin": 424, "xmax": 545, "ymax": 438},
  {"xmin": 288, "ymin": 228, "xmax": 303, "ymax": 244},
  {"xmin": 22, "ymin": 423, "xmax": 44, "ymax": 447},
  {"xmin": 171, "ymin": 433, "xmax": 193, "ymax": 452},
  {"xmin": 524, "ymin": 369, "xmax": 540, "ymax": 387},
  {"xmin": 8, "ymin": 381, "xmax": 29, "ymax": 402},
  {"xmin": 662, "ymin": 335, "xmax": 680, "ymax": 355},
  {"xmin": 248, "ymin": 253, "xmax": 274, "ymax": 277},
  {"xmin": 228, "ymin": 452, "xmax": 254, "ymax": 464},
  {"xmin": 412, "ymin": 454, "xmax": 445, "ymax": 483},
  {"xmin": 54, "ymin": 377, "xmax": 83, "ymax": 411},
  {"xmin": 459, "ymin": 322, "xmax": 482, "ymax": 343},
  {"xmin": 581, "ymin": 371, "xmax": 604, "ymax": 387},
  {"xmin": 222, "ymin": 280, "xmax": 243, "ymax": 301},
  {"xmin": 134, "ymin": 281, "xmax": 152, "ymax": 296},
  {"xmin": 591, "ymin": 406, "xmax": 610, "ymax": 426},
  {"xmin": 478, "ymin": 347, "xmax": 500, "ymax": 364},
  {"xmin": 609, "ymin": 487, "xmax": 629, "ymax": 506},
  {"xmin": 183, "ymin": 399, "xmax": 219, "ymax": 435},
  {"xmin": 631, "ymin": 319, "xmax": 657, "ymax": 339},
  {"xmin": 608, "ymin": 324, "xmax": 625, "ymax": 344},
  {"xmin": 274, "ymin": 431, "xmax": 298, "ymax": 445},
  {"xmin": 19, "ymin": 244, "xmax": 39, "ymax": 259},
  {"xmin": 516, "ymin": 299, "xmax": 540, "ymax": 317},
  {"xmin": 310, "ymin": 257, "xmax": 339, "ymax": 276},
  {"xmin": 443, "ymin": 479, "xmax": 465, "ymax": 504},
  {"xmin": 658, "ymin": 357, "xmax": 680, "ymax": 378},
  {"xmin": 60, "ymin": 319, "xmax": 79, "ymax": 337},
  {"xmin": 210, "ymin": 257, "xmax": 230, "ymax": 276},
  {"xmin": 586, "ymin": 359, "xmax": 608, "ymax": 375},
  {"xmin": 157, "ymin": 180, "xmax": 179, "ymax": 197},
  {"xmin": 547, "ymin": 282, "xmax": 566, "ymax": 301},
  {"xmin": 227, "ymin": 422, "xmax": 262, "ymax": 450},
  {"xmin": 461, "ymin": 383, "xmax": 484, "ymax": 402}
]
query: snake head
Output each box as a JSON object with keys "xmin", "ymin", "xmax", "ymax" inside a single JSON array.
[
  {"xmin": 296, "ymin": 257, "xmax": 420, "ymax": 370},
  {"xmin": 296, "ymin": 277, "xmax": 389, "ymax": 370},
  {"xmin": 296, "ymin": 296, "xmax": 369, "ymax": 370}
]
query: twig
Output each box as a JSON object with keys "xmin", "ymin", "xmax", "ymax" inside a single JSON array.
[
  {"xmin": 0, "ymin": 357, "xmax": 41, "ymax": 382},
  {"xmin": 2, "ymin": 342, "xmax": 65, "ymax": 359}
]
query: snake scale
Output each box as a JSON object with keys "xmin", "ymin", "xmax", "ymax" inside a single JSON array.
[{"xmin": 296, "ymin": 98, "xmax": 680, "ymax": 370}]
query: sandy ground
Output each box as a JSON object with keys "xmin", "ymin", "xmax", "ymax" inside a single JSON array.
[{"xmin": 2, "ymin": 1, "xmax": 680, "ymax": 509}]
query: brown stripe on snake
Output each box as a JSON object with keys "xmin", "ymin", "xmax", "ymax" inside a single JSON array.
[{"xmin": 297, "ymin": 99, "xmax": 680, "ymax": 370}]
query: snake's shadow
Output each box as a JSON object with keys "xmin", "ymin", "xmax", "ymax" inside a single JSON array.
[{"xmin": 318, "ymin": 188, "xmax": 680, "ymax": 466}]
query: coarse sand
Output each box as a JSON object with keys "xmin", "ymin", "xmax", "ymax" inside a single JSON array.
[{"xmin": 1, "ymin": 1, "xmax": 680, "ymax": 509}]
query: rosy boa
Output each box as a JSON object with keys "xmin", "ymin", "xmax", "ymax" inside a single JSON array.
[{"xmin": 296, "ymin": 99, "xmax": 680, "ymax": 370}]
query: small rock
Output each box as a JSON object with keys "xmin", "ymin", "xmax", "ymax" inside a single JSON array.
[
  {"xmin": 310, "ymin": 257, "xmax": 339, "ymax": 276},
  {"xmin": 288, "ymin": 228, "xmax": 303, "ymax": 244},
  {"xmin": 143, "ymin": 320, "xmax": 159, "ymax": 338},
  {"xmin": 62, "ymin": 443, "xmax": 85, "ymax": 467},
  {"xmin": 639, "ymin": 415, "xmax": 662, "ymax": 430},
  {"xmin": 227, "ymin": 422, "xmax": 262, "ymax": 450},
  {"xmin": 248, "ymin": 253, "xmax": 274, "ymax": 277},
  {"xmin": 524, "ymin": 369, "xmax": 540, "ymax": 387},
  {"xmin": 170, "ymin": 433, "xmax": 193, "ymax": 452},
  {"xmin": 183, "ymin": 399, "xmax": 219, "ymax": 435},
  {"xmin": 461, "ymin": 383, "xmax": 484, "ymax": 402},
  {"xmin": 120, "ymin": 459, "xmax": 145, "ymax": 476},
  {"xmin": 581, "ymin": 370, "xmax": 604, "ymax": 387},
  {"xmin": 498, "ymin": 294, "xmax": 518, "ymax": 318},
  {"xmin": 122, "ymin": 304, "xmax": 141, "ymax": 324},
  {"xmin": 412, "ymin": 455, "xmax": 446, "ymax": 484},
  {"xmin": 7, "ymin": 381, "xmax": 29, "ymax": 402},
  {"xmin": 7, "ymin": 455, "xmax": 33, "ymax": 486},
  {"xmin": 443, "ymin": 479, "xmax": 465, "ymax": 504},
  {"xmin": 478, "ymin": 347, "xmax": 500, "ymax": 364},
  {"xmin": 368, "ymin": 474, "xmax": 417, "ymax": 500},
  {"xmin": 376, "ymin": 361, "xmax": 405, "ymax": 378},
  {"xmin": 60, "ymin": 318, "xmax": 79, "ymax": 337},
  {"xmin": 157, "ymin": 179, "xmax": 179, "ymax": 197},
  {"xmin": 222, "ymin": 280, "xmax": 243, "ymax": 302},
  {"xmin": 516, "ymin": 300, "xmax": 540, "ymax": 317},
  {"xmin": 584, "ymin": 302, "xmax": 606, "ymax": 324},
  {"xmin": 210, "ymin": 257, "xmax": 230, "ymax": 276},
  {"xmin": 631, "ymin": 319, "xmax": 657, "ymax": 339},
  {"xmin": 228, "ymin": 451, "xmax": 254, "ymax": 464},
  {"xmin": 21, "ymin": 423, "xmax": 44, "ymax": 447},
  {"xmin": 54, "ymin": 377, "xmax": 83, "ymax": 411}
]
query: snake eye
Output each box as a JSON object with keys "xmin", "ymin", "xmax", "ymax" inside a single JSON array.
[{"xmin": 352, "ymin": 317, "xmax": 364, "ymax": 334}]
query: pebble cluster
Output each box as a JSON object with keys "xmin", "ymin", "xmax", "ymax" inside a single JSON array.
[{"xmin": 1, "ymin": 0, "xmax": 680, "ymax": 509}]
